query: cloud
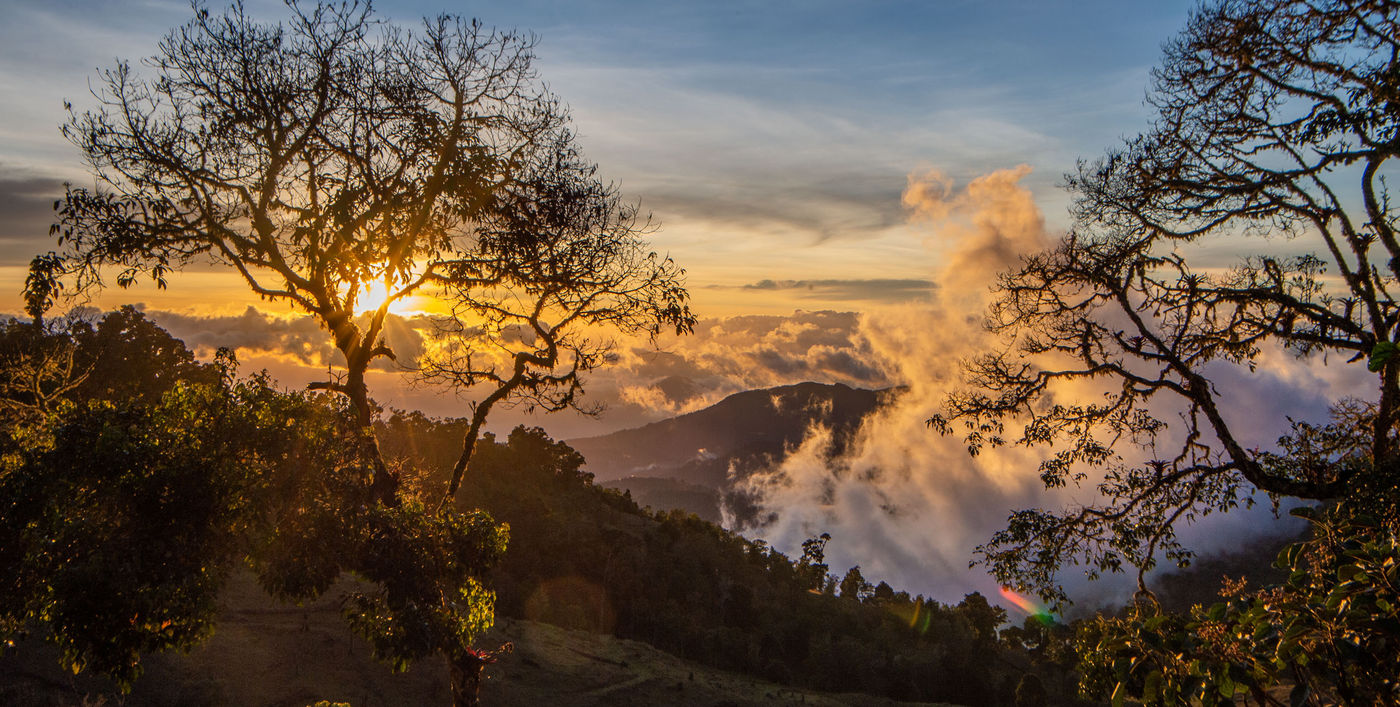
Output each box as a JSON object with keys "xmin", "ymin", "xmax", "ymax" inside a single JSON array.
[
  {"xmin": 118, "ymin": 304, "xmax": 890, "ymax": 438},
  {"xmin": 733, "ymin": 165, "xmax": 1373, "ymax": 606},
  {"xmin": 552, "ymin": 61, "xmax": 1080, "ymax": 248},
  {"xmin": 593, "ymin": 309, "xmax": 890, "ymax": 420},
  {"xmin": 741, "ymin": 278, "xmax": 934, "ymax": 303},
  {"xmin": 0, "ymin": 169, "xmax": 65, "ymax": 265},
  {"xmin": 732, "ymin": 166, "xmax": 1059, "ymax": 602},
  {"xmin": 143, "ymin": 307, "xmax": 430, "ymax": 372},
  {"xmin": 639, "ymin": 174, "xmax": 909, "ymax": 244}
]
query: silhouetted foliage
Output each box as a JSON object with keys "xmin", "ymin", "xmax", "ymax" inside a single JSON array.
[
  {"xmin": 934, "ymin": 0, "xmax": 1400, "ymax": 600},
  {"xmin": 28, "ymin": 0, "xmax": 691, "ymax": 702},
  {"xmin": 0, "ymin": 314, "xmax": 498, "ymax": 705},
  {"xmin": 71, "ymin": 306, "xmax": 221, "ymax": 404},
  {"xmin": 797, "ymin": 532, "xmax": 832, "ymax": 592},
  {"xmin": 933, "ymin": 0, "xmax": 1400, "ymax": 703},
  {"xmin": 1015, "ymin": 673, "xmax": 1048, "ymax": 707},
  {"xmin": 839, "ymin": 565, "xmax": 873, "ymax": 602},
  {"xmin": 1153, "ymin": 533, "xmax": 1293, "ymax": 614},
  {"xmin": 1079, "ymin": 508, "xmax": 1400, "ymax": 706},
  {"xmin": 957, "ymin": 592, "xmax": 1008, "ymax": 645},
  {"xmin": 0, "ymin": 324, "xmax": 357, "ymax": 688}
]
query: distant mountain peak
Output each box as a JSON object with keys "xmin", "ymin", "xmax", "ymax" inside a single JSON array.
[{"xmin": 569, "ymin": 382, "xmax": 897, "ymax": 524}]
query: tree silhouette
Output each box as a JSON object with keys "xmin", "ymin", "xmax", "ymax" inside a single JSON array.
[
  {"xmin": 933, "ymin": 1, "xmax": 1400, "ymax": 702},
  {"xmin": 416, "ymin": 130, "xmax": 692, "ymax": 501},
  {"xmin": 839, "ymin": 565, "xmax": 872, "ymax": 602},
  {"xmin": 933, "ymin": 0, "xmax": 1400, "ymax": 603},
  {"xmin": 25, "ymin": 2, "xmax": 691, "ymax": 704},
  {"xmin": 36, "ymin": 0, "xmax": 691, "ymax": 505}
]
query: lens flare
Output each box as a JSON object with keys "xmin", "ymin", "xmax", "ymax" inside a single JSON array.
[
  {"xmin": 909, "ymin": 599, "xmax": 933, "ymax": 635},
  {"xmin": 999, "ymin": 586, "xmax": 1055, "ymax": 625}
]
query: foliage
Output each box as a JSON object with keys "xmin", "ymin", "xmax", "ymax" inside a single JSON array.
[
  {"xmin": 1079, "ymin": 508, "xmax": 1400, "ymax": 706},
  {"xmin": 838, "ymin": 565, "xmax": 873, "ymax": 602},
  {"xmin": 932, "ymin": 0, "xmax": 1400, "ymax": 602},
  {"xmin": 341, "ymin": 501, "xmax": 506, "ymax": 673},
  {"xmin": 26, "ymin": 0, "xmax": 692, "ymax": 702},
  {"xmin": 0, "ymin": 313, "xmax": 507, "ymax": 705},
  {"xmin": 0, "ymin": 347, "xmax": 353, "ymax": 688},
  {"xmin": 1015, "ymin": 673, "xmax": 1049, "ymax": 707},
  {"xmin": 376, "ymin": 416, "xmax": 1095, "ymax": 706},
  {"xmin": 34, "ymin": 0, "xmax": 693, "ymax": 507},
  {"xmin": 926, "ymin": 1, "xmax": 1400, "ymax": 702},
  {"xmin": 957, "ymin": 591, "xmax": 1008, "ymax": 644},
  {"xmin": 797, "ymin": 531, "xmax": 832, "ymax": 592},
  {"xmin": 69, "ymin": 305, "xmax": 221, "ymax": 404}
]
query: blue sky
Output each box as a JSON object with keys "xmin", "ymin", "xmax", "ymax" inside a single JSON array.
[{"xmin": 1, "ymin": 0, "xmax": 1196, "ymax": 314}]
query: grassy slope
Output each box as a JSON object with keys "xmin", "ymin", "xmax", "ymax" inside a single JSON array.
[{"xmin": 0, "ymin": 572, "xmax": 959, "ymax": 707}]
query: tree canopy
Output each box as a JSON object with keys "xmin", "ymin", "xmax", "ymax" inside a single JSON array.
[
  {"xmin": 934, "ymin": 0, "xmax": 1400, "ymax": 702},
  {"xmin": 18, "ymin": 2, "xmax": 692, "ymax": 704},
  {"xmin": 36, "ymin": 0, "xmax": 692, "ymax": 504},
  {"xmin": 935, "ymin": 0, "xmax": 1400, "ymax": 599}
]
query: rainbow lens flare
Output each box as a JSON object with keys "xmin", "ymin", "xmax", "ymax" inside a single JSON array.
[{"xmin": 999, "ymin": 586, "xmax": 1055, "ymax": 624}]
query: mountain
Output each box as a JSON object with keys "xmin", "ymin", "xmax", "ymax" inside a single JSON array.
[{"xmin": 567, "ymin": 382, "xmax": 898, "ymax": 524}]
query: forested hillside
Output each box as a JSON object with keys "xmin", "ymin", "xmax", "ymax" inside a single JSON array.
[
  {"xmin": 382, "ymin": 414, "xmax": 1087, "ymax": 706},
  {"xmin": 0, "ymin": 310, "xmax": 1087, "ymax": 706}
]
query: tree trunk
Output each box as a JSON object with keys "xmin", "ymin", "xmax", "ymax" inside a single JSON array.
[
  {"xmin": 449, "ymin": 654, "xmax": 486, "ymax": 707},
  {"xmin": 345, "ymin": 365, "xmax": 399, "ymax": 505}
]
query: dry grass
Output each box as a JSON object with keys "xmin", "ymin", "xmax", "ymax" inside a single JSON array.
[{"xmin": 1, "ymin": 572, "xmax": 959, "ymax": 707}]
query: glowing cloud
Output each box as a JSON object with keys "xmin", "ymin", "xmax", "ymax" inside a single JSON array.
[{"xmin": 734, "ymin": 165, "xmax": 1056, "ymax": 602}]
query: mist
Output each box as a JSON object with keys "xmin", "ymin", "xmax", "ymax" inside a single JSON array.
[
  {"xmin": 734, "ymin": 166, "xmax": 1351, "ymax": 606},
  {"xmin": 735, "ymin": 165, "xmax": 1059, "ymax": 602}
]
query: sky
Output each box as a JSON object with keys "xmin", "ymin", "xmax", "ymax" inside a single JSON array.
[
  {"xmin": 0, "ymin": 0, "xmax": 1200, "ymax": 427},
  {"xmin": 1, "ymin": 0, "xmax": 1195, "ymax": 314},
  {"xmin": 9, "ymin": 0, "xmax": 1332, "ymax": 604}
]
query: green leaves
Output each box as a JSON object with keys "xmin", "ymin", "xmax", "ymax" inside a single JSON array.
[
  {"xmin": 1368, "ymin": 341, "xmax": 1397, "ymax": 372},
  {"xmin": 1077, "ymin": 508, "xmax": 1400, "ymax": 706},
  {"xmin": 341, "ymin": 501, "xmax": 507, "ymax": 670}
]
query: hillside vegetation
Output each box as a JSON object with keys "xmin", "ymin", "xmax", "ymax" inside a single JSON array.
[
  {"xmin": 383, "ymin": 415, "xmax": 1085, "ymax": 706},
  {"xmin": 1, "ymin": 309, "xmax": 1085, "ymax": 706}
]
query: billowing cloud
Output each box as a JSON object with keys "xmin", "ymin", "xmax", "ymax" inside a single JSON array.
[
  {"xmin": 733, "ymin": 166, "xmax": 1057, "ymax": 602},
  {"xmin": 734, "ymin": 166, "xmax": 1370, "ymax": 605}
]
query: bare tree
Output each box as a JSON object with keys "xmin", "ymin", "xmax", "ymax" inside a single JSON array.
[{"xmin": 932, "ymin": 0, "xmax": 1400, "ymax": 604}]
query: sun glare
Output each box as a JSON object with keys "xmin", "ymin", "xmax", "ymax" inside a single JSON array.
[
  {"xmin": 351, "ymin": 279, "xmax": 422, "ymax": 317},
  {"xmin": 357, "ymin": 280, "xmax": 391, "ymax": 314}
]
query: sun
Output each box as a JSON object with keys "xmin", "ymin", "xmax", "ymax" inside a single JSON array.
[{"xmin": 351, "ymin": 279, "xmax": 421, "ymax": 316}]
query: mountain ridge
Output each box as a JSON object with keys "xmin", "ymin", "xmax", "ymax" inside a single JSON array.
[{"xmin": 567, "ymin": 381, "xmax": 900, "ymax": 524}]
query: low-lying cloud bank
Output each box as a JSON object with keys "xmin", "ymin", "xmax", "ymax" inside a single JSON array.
[
  {"xmin": 75, "ymin": 303, "xmax": 884, "ymax": 437},
  {"xmin": 734, "ymin": 165, "xmax": 1058, "ymax": 601},
  {"xmin": 732, "ymin": 166, "xmax": 1358, "ymax": 606}
]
